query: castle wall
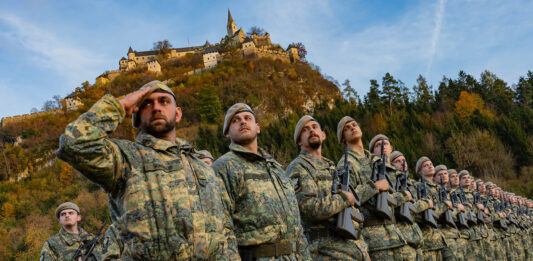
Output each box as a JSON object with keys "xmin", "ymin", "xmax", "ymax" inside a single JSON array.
[{"xmin": 1, "ymin": 110, "xmax": 62, "ymax": 128}]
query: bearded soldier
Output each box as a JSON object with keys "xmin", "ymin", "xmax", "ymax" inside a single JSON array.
[
  {"xmin": 212, "ymin": 103, "xmax": 310, "ymax": 260},
  {"xmin": 286, "ymin": 115, "xmax": 369, "ymax": 260},
  {"xmin": 57, "ymin": 80, "xmax": 239, "ymax": 260}
]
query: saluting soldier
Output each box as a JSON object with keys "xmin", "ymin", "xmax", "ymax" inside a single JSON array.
[
  {"xmin": 212, "ymin": 103, "xmax": 310, "ymax": 261},
  {"xmin": 415, "ymin": 157, "xmax": 449, "ymax": 261},
  {"xmin": 57, "ymin": 80, "xmax": 239, "ymax": 260},
  {"xmin": 40, "ymin": 202, "xmax": 103, "ymax": 261},
  {"xmin": 335, "ymin": 117, "xmax": 411, "ymax": 260},
  {"xmin": 286, "ymin": 115, "xmax": 369, "ymax": 260}
]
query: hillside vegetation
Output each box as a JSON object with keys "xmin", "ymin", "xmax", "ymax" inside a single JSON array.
[{"xmin": 1, "ymin": 54, "xmax": 533, "ymax": 260}]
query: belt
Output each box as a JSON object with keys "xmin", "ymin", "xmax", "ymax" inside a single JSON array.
[
  {"xmin": 238, "ymin": 241, "xmax": 296, "ymax": 260},
  {"xmin": 364, "ymin": 218, "xmax": 394, "ymax": 227},
  {"xmin": 306, "ymin": 227, "xmax": 361, "ymax": 242}
]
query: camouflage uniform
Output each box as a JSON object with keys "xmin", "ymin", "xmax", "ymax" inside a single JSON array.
[
  {"xmin": 462, "ymin": 189, "xmax": 484, "ymax": 261},
  {"xmin": 101, "ymin": 223, "xmax": 124, "ymax": 261},
  {"xmin": 337, "ymin": 147, "xmax": 412, "ymax": 261},
  {"xmin": 57, "ymin": 94, "xmax": 239, "ymax": 260},
  {"xmin": 486, "ymin": 196, "xmax": 505, "ymax": 261},
  {"xmin": 287, "ymin": 150, "xmax": 369, "ymax": 260},
  {"xmin": 423, "ymin": 181, "xmax": 451, "ymax": 261},
  {"xmin": 40, "ymin": 227, "xmax": 103, "ymax": 261},
  {"xmin": 448, "ymin": 187, "xmax": 470, "ymax": 261},
  {"xmin": 212, "ymin": 143, "xmax": 310, "ymax": 261}
]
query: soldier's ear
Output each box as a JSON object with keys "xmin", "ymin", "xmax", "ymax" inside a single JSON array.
[
  {"xmin": 76, "ymin": 214, "xmax": 82, "ymax": 222},
  {"xmin": 320, "ymin": 129, "xmax": 326, "ymax": 140},
  {"xmin": 256, "ymin": 123, "xmax": 260, "ymax": 134},
  {"xmin": 175, "ymin": 107, "xmax": 182, "ymax": 123}
]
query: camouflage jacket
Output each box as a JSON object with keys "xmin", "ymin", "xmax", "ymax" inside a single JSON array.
[
  {"xmin": 57, "ymin": 95, "xmax": 239, "ymax": 260},
  {"xmin": 420, "ymin": 180, "xmax": 448, "ymax": 250},
  {"xmin": 337, "ymin": 147, "xmax": 407, "ymax": 251},
  {"xmin": 212, "ymin": 143, "xmax": 310, "ymax": 259},
  {"xmin": 101, "ymin": 223, "xmax": 124, "ymax": 261},
  {"xmin": 40, "ymin": 227, "xmax": 102, "ymax": 261}
]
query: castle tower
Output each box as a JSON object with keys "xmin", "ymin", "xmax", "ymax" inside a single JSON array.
[
  {"xmin": 227, "ymin": 9, "xmax": 238, "ymax": 37},
  {"xmin": 127, "ymin": 46, "xmax": 135, "ymax": 60}
]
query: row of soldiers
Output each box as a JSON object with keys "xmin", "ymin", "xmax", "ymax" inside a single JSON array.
[{"xmin": 40, "ymin": 80, "xmax": 532, "ymax": 260}]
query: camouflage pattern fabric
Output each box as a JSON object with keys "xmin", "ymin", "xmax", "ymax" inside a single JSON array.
[
  {"xmin": 212, "ymin": 143, "xmax": 310, "ymax": 260},
  {"xmin": 286, "ymin": 150, "xmax": 369, "ymax": 260},
  {"xmin": 40, "ymin": 227, "xmax": 102, "ymax": 261},
  {"xmin": 101, "ymin": 223, "xmax": 124, "ymax": 261},
  {"xmin": 337, "ymin": 147, "xmax": 409, "ymax": 255},
  {"xmin": 420, "ymin": 181, "xmax": 448, "ymax": 254},
  {"xmin": 462, "ymin": 189, "xmax": 484, "ymax": 261},
  {"xmin": 57, "ymin": 95, "xmax": 239, "ymax": 260}
]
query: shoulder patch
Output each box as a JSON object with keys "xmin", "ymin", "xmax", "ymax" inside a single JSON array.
[{"xmin": 291, "ymin": 177, "xmax": 300, "ymax": 190}]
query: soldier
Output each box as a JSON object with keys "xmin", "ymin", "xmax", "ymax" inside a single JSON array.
[
  {"xmin": 458, "ymin": 171, "xmax": 484, "ymax": 261},
  {"xmin": 391, "ymin": 150, "xmax": 433, "ymax": 261},
  {"xmin": 483, "ymin": 182, "xmax": 506, "ymax": 261},
  {"xmin": 474, "ymin": 179, "xmax": 496, "ymax": 260},
  {"xmin": 434, "ymin": 165, "xmax": 463, "ymax": 261},
  {"xmin": 57, "ymin": 80, "xmax": 239, "ymax": 260},
  {"xmin": 335, "ymin": 117, "xmax": 411, "ymax": 261},
  {"xmin": 212, "ymin": 103, "xmax": 310, "ymax": 261},
  {"xmin": 40, "ymin": 202, "xmax": 103, "ymax": 261},
  {"xmin": 101, "ymin": 223, "xmax": 123, "ymax": 261},
  {"xmin": 415, "ymin": 157, "xmax": 451, "ymax": 261},
  {"xmin": 196, "ymin": 149, "xmax": 215, "ymax": 166},
  {"xmin": 286, "ymin": 115, "xmax": 369, "ymax": 260},
  {"xmin": 446, "ymin": 169, "xmax": 469, "ymax": 261}
]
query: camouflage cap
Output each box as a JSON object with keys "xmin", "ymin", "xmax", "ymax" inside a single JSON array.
[
  {"xmin": 223, "ymin": 103, "xmax": 254, "ymax": 135},
  {"xmin": 196, "ymin": 150, "xmax": 214, "ymax": 161},
  {"xmin": 368, "ymin": 134, "xmax": 389, "ymax": 152},
  {"xmin": 294, "ymin": 115, "xmax": 318, "ymax": 144},
  {"xmin": 415, "ymin": 156, "xmax": 431, "ymax": 174},
  {"xmin": 336, "ymin": 116, "xmax": 357, "ymax": 143},
  {"xmin": 434, "ymin": 164, "xmax": 447, "ymax": 174},
  {"xmin": 132, "ymin": 80, "xmax": 176, "ymax": 128},
  {"xmin": 390, "ymin": 150, "xmax": 404, "ymax": 162},
  {"xmin": 458, "ymin": 170, "xmax": 470, "ymax": 179},
  {"xmin": 55, "ymin": 202, "xmax": 80, "ymax": 219},
  {"xmin": 448, "ymin": 169, "xmax": 458, "ymax": 175}
]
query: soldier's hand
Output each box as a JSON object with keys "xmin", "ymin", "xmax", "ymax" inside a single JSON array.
[
  {"xmin": 78, "ymin": 257, "xmax": 82, "ymax": 261},
  {"xmin": 476, "ymin": 203, "xmax": 484, "ymax": 210},
  {"xmin": 342, "ymin": 191, "xmax": 356, "ymax": 206},
  {"xmin": 375, "ymin": 179, "xmax": 390, "ymax": 192},
  {"xmin": 484, "ymin": 208, "xmax": 489, "ymax": 215},
  {"xmin": 457, "ymin": 203, "xmax": 465, "ymax": 212},
  {"xmin": 499, "ymin": 212, "xmax": 506, "ymax": 219},
  {"xmin": 119, "ymin": 85, "xmax": 153, "ymax": 116},
  {"xmin": 427, "ymin": 199, "xmax": 434, "ymax": 209},
  {"xmin": 444, "ymin": 200, "xmax": 453, "ymax": 209},
  {"xmin": 405, "ymin": 190, "xmax": 412, "ymax": 201}
]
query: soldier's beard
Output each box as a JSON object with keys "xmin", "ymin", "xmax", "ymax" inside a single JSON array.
[
  {"xmin": 232, "ymin": 131, "xmax": 257, "ymax": 147},
  {"xmin": 141, "ymin": 115, "xmax": 176, "ymax": 137},
  {"xmin": 308, "ymin": 138, "xmax": 322, "ymax": 150}
]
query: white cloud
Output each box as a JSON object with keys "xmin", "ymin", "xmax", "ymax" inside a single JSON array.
[
  {"xmin": 426, "ymin": 0, "xmax": 447, "ymax": 78},
  {"xmin": 0, "ymin": 13, "xmax": 105, "ymax": 89}
]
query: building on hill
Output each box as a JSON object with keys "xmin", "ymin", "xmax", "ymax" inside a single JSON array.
[
  {"xmin": 147, "ymin": 59, "xmax": 161, "ymax": 73},
  {"xmin": 203, "ymin": 46, "xmax": 221, "ymax": 69},
  {"xmin": 63, "ymin": 93, "xmax": 83, "ymax": 111}
]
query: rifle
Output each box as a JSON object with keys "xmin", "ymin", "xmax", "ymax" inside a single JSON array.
[
  {"xmin": 395, "ymin": 160, "xmax": 414, "ymax": 223},
  {"xmin": 371, "ymin": 141, "xmax": 396, "ymax": 220},
  {"xmin": 474, "ymin": 189, "xmax": 488, "ymax": 224},
  {"xmin": 417, "ymin": 177, "xmax": 438, "ymax": 228},
  {"xmin": 73, "ymin": 221, "xmax": 107, "ymax": 261},
  {"xmin": 451, "ymin": 191, "xmax": 469, "ymax": 229},
  {"xmin": 334, "ymin": 146, "xmax": 363, "ymax": 240},
  {"xmin": 492, "ymin": 196, "xmax": 508, "ymax": 229},
  {"xmin": 439, "ymin": 176, "xmax": 456, "ymax": 228},
  {"xmin": 459, "ymin": 187, "xmax": 477, "ymax": 226}
]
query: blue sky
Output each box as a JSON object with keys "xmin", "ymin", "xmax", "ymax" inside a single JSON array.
[{"xmin": 1, "ymin": 0, "xmax": 532, "ymax": 119}]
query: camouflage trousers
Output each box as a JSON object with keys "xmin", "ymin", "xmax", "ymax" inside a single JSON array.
[
  {"xmin": 512, "ymin": 233, "xmax": 526, "ymax": 261},
  {"xmin": 422, "ymin": 249, "xmax": 443, "ymax": 261},
  {"xmin": 455, "ymin": 237, "xmax": 468, "ymax": 261},
  {"xmin": 440, "ymin": 237, "xmax": 459, "ymax": 261},
  {"xmin": 369, "ymin": 245, "xmax": 417, "ymax": 261},
  {"xmin": 308, "ymin": 236, "xmax": 369, "ymax": 261},
  {"xmin": 465, "ymin": 239, "xmax": 484, "ymax": 261}
]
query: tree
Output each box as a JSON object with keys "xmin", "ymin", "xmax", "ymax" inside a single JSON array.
[
  {"xmin": 364, "ymin": 79, "xmax": 381, "ymax": 111},
  {"xmin": 30, "ymin": 108, "xmax": 38, "ymax": 114},
  {"xmin": 413, "ymin": 75, "xmax": 434, "ymax": 106},
  {"xmin": 197, "ymin": 85, "xmax": 223, "ymax": 123},
  {"xmin": 41, "ymin": 100, "xmax": 57, "ymax": 111},
  {"xmin": 288, "ymin": 42, "xmax": 307, "ymax": 60},
  {"xmin": 381, "ymin": 73, "xmax": 402, "ymax": 115},
  {"xmin": 153, "ymin": 40, "xmax": 173, "ymax": 58},
  {"xmin": 515, "ymin": 71, "xmax": 533, "ymax": 108},
  {"xmin": 247, "ymin": 26, "xmax": 265, "ymax": 36},
  {"xmin": 342, "ymin": 79, "xmax": 358, "ymax": 105}
]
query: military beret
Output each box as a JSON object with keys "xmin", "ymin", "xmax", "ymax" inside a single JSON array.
[
  {"xmin": 415, "ymin": 156, "xmax": 431, "ymax": 174},
  {"xmin": 368, "ymin": 134, "xmax": 389, "ymax": 152},
  {"xmin": 485, "ymin": 182, "xmax": 495, "ymax": 189},
  {"xmin": 434, "ymin": 164, "xmax": 447, "ymax": 174},
  {"xmin": 475, "ymin": 179, "xmax": 483, "ymax": 184},
  {"xmin": 294, "ymin": 115, "xmax": 318, "ymax": 144},
  {"xmin": 390, "ymin": 151, "xmax": 404, "ymax": 163},
  {"xmin": 458, "ymin": 170, "xmax": 470, "ymax": 179},
  {"xmin": 196, "ymin": 150, "xmax": 214, "ymax": 161},
  {"xmin": 132, "ymin": 80, "xmax": 176, "ymax": 128},
  {"xmin": 447, "ymin": 169, "xmax": 458, "ymax": 175},
  {"xmin": 336, "ymin": 116, "xmax": 357, "ymax": 144},
  {"xmin": 223, "ymin": 103, "xmax": 255, "ymax": 135},
  {"xmin": 55, "ymin": 202, "xmax": 80, "ymax": 219}
]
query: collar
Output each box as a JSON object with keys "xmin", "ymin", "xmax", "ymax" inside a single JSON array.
[
  {"xmin": 299, "ymin": 150, "xmax": 333, "ymax": 167},
  {"xmin": 229, "ymin": 142, "xmax": 275, "ymax": 163},
  {"xmin": 136, "ymin": 131, "xmax": 193, "ymax": 152},
  {"xmin": 59, "ymin": 227, "xmax": 88, "ymax": 246},
  {"xmin": 345, "ymin": 145, "xmax": 372, "ymax": 160}
]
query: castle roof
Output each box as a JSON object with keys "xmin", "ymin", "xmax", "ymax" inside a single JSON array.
[
  {"xmin": 147, "ymin": 58, "xmax": 158, "ymax": 63},
  {"xmin": 203, "ymin": 46, "xmax": 218, "ymax": 54},
  {"xmin": 120, "ymin": 57, "xmax": 127, "ymax": 61},
  {"xmin": 134, "ymin": 50, "xmax": 158, "ymax": 56},
  {"xmin": 65, "ymin": 92, "xmax": 77, "ymax": 99},
  {"xmin": 243, "ymin": 37, "xmax": 254, "ymax": 43},
  {"xmin": 228, "ymin": 9, "xmax": 234, "ymax": 24},
  {"xmin": 128, "ymin": 46, "xmax": 134, "ymax": 54}
]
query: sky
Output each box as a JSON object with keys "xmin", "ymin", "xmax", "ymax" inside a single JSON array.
[{"xmin": 0, "ymin": 0, "xmax": 532, "ymax": 119}]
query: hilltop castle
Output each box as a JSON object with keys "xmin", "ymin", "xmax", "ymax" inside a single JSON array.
[{"xmin": 115, "ymin": 10, "xmax": 299, "ymax": 74}]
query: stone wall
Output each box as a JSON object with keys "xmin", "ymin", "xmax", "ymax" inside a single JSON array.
[{"xmin": 1, "ymin": 110, "xmax": 61, "ymax": 128}]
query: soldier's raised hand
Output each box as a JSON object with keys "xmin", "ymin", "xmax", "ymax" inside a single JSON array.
[{"xmin": 119, "ymin": 85, "xmax": 153, "ymax": 116}]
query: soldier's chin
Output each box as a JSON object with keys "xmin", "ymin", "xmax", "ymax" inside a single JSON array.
[{"xmin": 232, "ymin": 133, "xmax": 256, "ymax": 146}]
